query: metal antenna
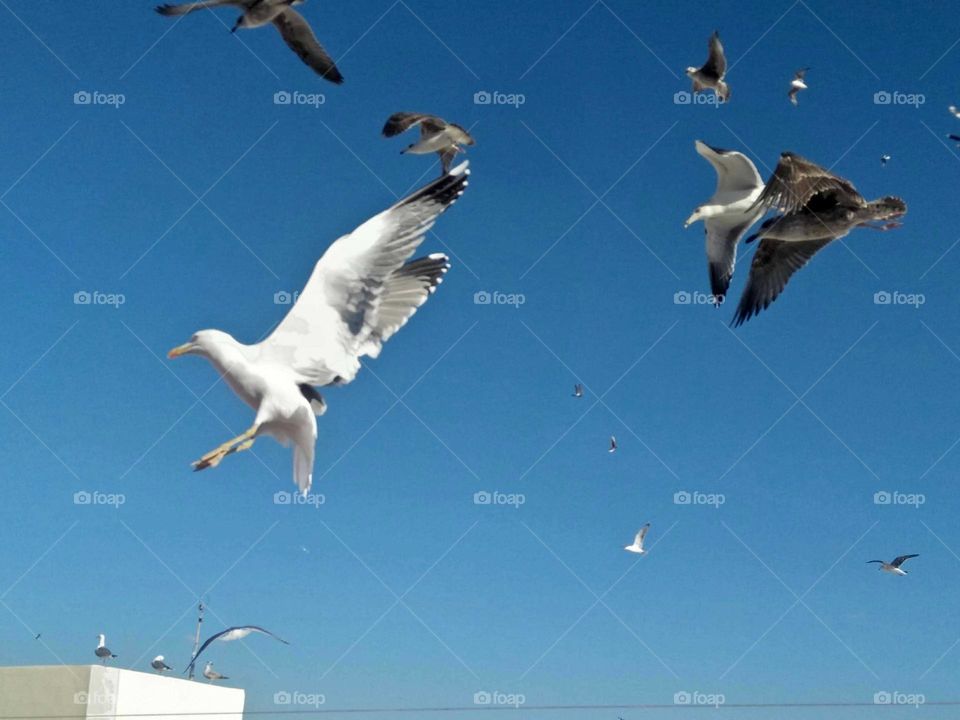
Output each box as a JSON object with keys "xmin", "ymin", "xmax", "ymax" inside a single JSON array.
[{"xmin": 188, "ymin": 599, "xmax": 205, "ymax": 680}]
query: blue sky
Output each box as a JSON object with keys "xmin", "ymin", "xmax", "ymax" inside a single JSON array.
[{"xmin": 1, "ymin": 0, "xmax": 960, "ymax": 717}]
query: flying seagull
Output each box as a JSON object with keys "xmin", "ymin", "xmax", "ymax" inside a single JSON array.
[
  {"xmin": 731, "ymin": 152, "xmax": 907, "ymax": 326},
  {"xmin": 867, "ymin": 554, "xmax": 918, "ymax": 576},
  {"xmin": 685, "ymin": 140, "xmax": 765, "ymax": 303},
  {"xmin": 573, "ymin": 383, "xmax": 583, "ymax": 398},
  {"xmin": 686, "ymin": 31, "xmax": 729, "ymax": 102},
  {"xmin": 609, "ymin": 436, "xmax": 617, "ymax": 453},
  {"xmin": 95, "ymin": 634, "xmax": 116, "ymax": 664},
  {"xmin": 151, "ymin": 655, "xmax": 173, "ymax": 673},
  {"xmin": 154, "ymin": 0, "xmax": 344, "ymax": 84},
  {"xmin": 624, "ymin": 523, "xmax": 650, "ymax": 554},
  {"xmin": 949, "ymin": 105, "xmax": 960, "ymax": 119},
  {"xmin": 788, "ymin": 68, "xmax": 808, "ymax": 106},
  {"xmin": 203, "ymin": 662, "xmax": 229, "ymax": 682},
  {"xmin": 382, "ymin": 113, "xmax": 475, "ymax": 174},
  {"xmin": 186, "ymin": 625, "xmax": 290, "ymax": 676},
  {"xmin": 169, "ymin": 162, "xmax": 469, "ymax": 494},
  {"xmin": 880, "ymin": 154, "xmax": 891, "ymax": 166}
]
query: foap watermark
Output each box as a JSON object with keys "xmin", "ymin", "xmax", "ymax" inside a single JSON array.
[
  {"xmin": 874, "ymin": 290, "xmax": 924, "ymax": 308},
  {"xmin": 473, "ymin": 90, "xmax": 525, "ymax": 108},
  {"xmin": 474, "ymin": 290, "xmax": 525, "ymax": 308},
  {"xmin": 673, "ymin": 90, "xmax": 719, "ymax": 108},
  {"xmin": 674, "ymin": 691, "xmax": 725, "ymax": 708},
  {"xmin": 74, "ymin": 691, "xmax": 116, "ymax": 705},
  {"xmin": 274, "ymin": 490, "xmax": 325, "ymax": 509},
  {"xmin": 74, "ymin": 291, "xmax": 125, "ymax": 308},
  {"xmin": 274, "ymin": 290, "xmax": 301, "ymax": 305},
  {"xmin": 873, "ymin": 90, "xmax": 925, "ymax": 108},
  {"xmin": 273, "ymin": 691, "xmax": 326, "ymax": 708},
  {"xmin": 874, "ymin": 691, "xmax": 925, "ymax": 708},
  {"xmin": 474, "ymin": 490, "xmax": 525, "ymax": 508},
  {"xmin": 674, "ymin": 290, "xmax": 722, "ymax": 306},
  {"xmin": 273, "ymin": 90, "xmax": 325, "ymax": 108},
  {"xmin": 874, "ymin": 490, "xmax": 925, "ymax": 508},
  {"xmin": 674, "ymin": 490, "xmax": 725, "ymax": 508},
  {"xmin": 473, "ymin": 691, "xmax": 526, "ymax": 708},
  {"xmin": 74, "ymin": 490, "xmax": 125, "ymax": 508},
  {"xmin": 74, "ymin": 90, "xmax": 126, "ymax": 109}
]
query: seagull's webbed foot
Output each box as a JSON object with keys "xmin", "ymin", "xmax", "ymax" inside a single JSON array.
[{"xmin": 192, "ymin": 426, "xmax": 257, "ymax": 471}]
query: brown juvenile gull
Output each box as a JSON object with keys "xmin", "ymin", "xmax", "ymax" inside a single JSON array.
[
  {"xmin": 155, "ymin": 0, "xmax": 344, "ymax": 84},
  {"xmin": 686, "ymin": 31, "xmax": 729, "ymax": 102},
  {"xmin": 382, "ymin": 112, "xmax": 475, "ymax": 174},
  {"xmin": 788, "ymin": 68, "xmax": 808, "ymax": 106},
  {"xmin": 685, "ymin": 141, "xmax": 765, "ymax": 304},
  {"xmin": 732, "ymin": 152, "xmax": 906, "ymax": 326},
  {"xmin": 168, "ymin": 162, "xmax": 470, "ymax": 494}
]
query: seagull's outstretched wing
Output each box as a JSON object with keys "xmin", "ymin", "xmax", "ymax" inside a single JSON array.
[
  {"xmin": 753, "ymin": 153, "xmax": 861, "ymax": 215},
  {"xmin": 732, "ymin": 237, "xmax": 833, "ymax": 326},
  {"xmin": 635, "ymin": 523, "xmax": 650, "ymax": 546},
  {"xmin": 154, "ymin": 0, "xmax": 238, "ymax": 16},
  {"xmin": 259, "ymin": 162, "xmax": 469, "ymax": 385},
  {"xmin": 695, "ymin": 141, "xmax": 763, "ymax": 194},
  {"xmin": 891, "ymin": 554, "xmax": 919, "ymax": 568},
  {"xmin": 273, "ymin": 8, "xmax": 343, "ymax": 83},
  {"xmin": 382, "ymin": 112, "xmax": 447, "ymax": 138},
  {"xmin": 702, "ymin": 31, "xmax": 726, "ymax": 79},
  {"xmin": 949, "ymin": 134, "xmax": 960, "ymax": 142},
  {"xmin": 705, "ymin": 216, "xmax": 755, "ymax": 302},
  {"xmin": 186, "ymin": 625, "xmax": 289, "ymax": 675}
]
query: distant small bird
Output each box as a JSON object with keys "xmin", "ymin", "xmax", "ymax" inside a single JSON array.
[
  {"xmin": 382, "ymin": 113, "xmax": 475, "ymax": 174},
  {"xmin": 95, "ymin": 634, "xmax": 116, "ymax": 664},
  {"xmin": 154, "ymin": 0, "xmax": 344, "ymax": 84},
  {"xmin": 203, "ymin": 661, "xmax": 229, "ymax": 681},
  {"xmin": 867, "ymin": 554, "xmax": 918, "ymax": 576},
  {"xmin": 151, "ymin": 655, "xmax": 173, "ymax": 673},
  {"xmin": 880, "ymin": 154, "xmax": 891, "ymax": 166},
  {"xmin": 34, "ymin": 633, "xmax": 41, "ymax": 641},
  {"xmin": 624, "ymin": 523, "xmax": 650, "ymax": 554},
  {"xmin": 949, "ymin": 105, "xmax": 960, "ymax": 119},
  {"xmin": 686, "ymin": 31, "xmax": 729, "ymax": 102},
  {"xmin": 788, "ymin": 68, "xmax": 808, "ymax": 106},
  {"xmin": 572, "ymin": 383, "xmax": 583, "ymax": 398},
  {"xmin": 609, "ymin": 436, "xmax": 617, "ymax": 453}
]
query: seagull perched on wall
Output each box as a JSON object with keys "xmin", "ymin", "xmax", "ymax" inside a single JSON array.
[
  {"xmin": 867, "ymin": 554, "xmax": 918, "ymax": 576},
  {"xmin": 382, "ymin": 113, "xmax": 475, "ymax": 174},
  {"xmin": 151, "ymin": 656, "xmax": 173, "ymax": 673},
  {"xmin": 624, "ymin": 523, "xmax": 650, "ymax": 554},
  {"xmin": 788, "ymin": 68, "xmax": 809, "ymax": 105},
  {"xmin": 186, "ymin": 625, "xmax": 290, "ymax": 677},
  {"xmin": 686, "ymin": 31, "xmax": 729, "ymax": 102},
  {"xmin": 203, "ymin": 662, "xmax": 229, "ymax": 681},
  {"xmin": 169, "ymin": 163, "xmax": 469, "ymax": 494},
  {"xmin": 95, "ymin": 634, "xmax": 116, "ymax": 664},
  {"xmin": 731, "ymin": 152, "xmax": 907, "ymax": 326},
  {"xmin": 684, "ymin": 141, "xmax": 765, "ymax": 304},
  {"xmin": 154, "ymin": 0, "xmax": 344, "ymax": 83}
]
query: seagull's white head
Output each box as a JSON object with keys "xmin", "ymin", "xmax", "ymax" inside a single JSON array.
[
  {"xmin": 97, "ymin": 634, "xmax": 105, "ymax": 646},
  {"xmin": 168, "ymin": 329, "xmax": 240, "ymax": 362},
  {"xmin": 685, "ymin": 66, "xmax": 698, "ymax": 77},
  {"xmin": 153, "ymin": 655, "xmax": 164, "ymax": 662}
]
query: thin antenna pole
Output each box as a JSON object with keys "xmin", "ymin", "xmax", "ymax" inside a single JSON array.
[{"xmin": 189, "ymin": 600, "xmax": 204, "ymax": 680}]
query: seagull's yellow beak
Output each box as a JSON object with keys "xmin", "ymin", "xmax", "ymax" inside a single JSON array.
[{"xmin": 168, "ymin": 342, "xmax": 193, "ymax": 359}]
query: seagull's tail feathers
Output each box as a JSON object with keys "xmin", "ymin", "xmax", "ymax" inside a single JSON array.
[
  {"xmin": 717, "ymin": 81, "xmax": 730, "ymax": 103},
  {"xmin": 359, "ymin": 253, "xmax": 451, "ymax": 359}
]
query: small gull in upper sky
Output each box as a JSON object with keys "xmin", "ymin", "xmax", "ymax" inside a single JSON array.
[
  {"xmin": 686, "ymin": 31, "xmax": 729, "ymax": 102},
  {"xmin": 609, "ymin": 436, "xmax": 617, "ymax": 453},
  {"xmin": 867, "ymin": 554, "xmax": 918, "ymax": 576},
  {"xmin": 155, "ymin": 0, "xmax": 344, "ymax": 84},
  {"xmin": 732, "ymin": 152, "xmax": 907, "ymax": 326},
  {"xmin": 169, "ymin": 163, "xmax": 469, "ymax": 494},
  {"xmin": 572, "ymin": 383, "xmax": 583, "ymax": 398},
  {"xmin": 880, "ymin": 154, "xmax": 891, "ymax": 166},
  {"xmin": 203, "ymin": 661, "xmax": 229, "ymax": 681},
  {"xmin": 624, "ymin": 523, "xmax": 650, "ymax": 554},
  {"xmin": 151, "ymin": 655, "xmax": 173, "ymax": 673},
  {"xmin": 685, "ymin": 140, "xmax": 765, "ymax": 304},
  {"xmin": 382, "ymin": 113, "xmax": 475, "ymax": 174},
  {"xmin": 788, "ymin": 68, "xmax": 808, "ymax": 106},
  {"xmin": 95, "ymin": 634, "xmax": 116, "ymax": 664}
]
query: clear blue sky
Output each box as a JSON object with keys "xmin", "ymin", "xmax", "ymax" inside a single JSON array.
[{"xmin": 1, "ymin": 1, "xmax": 960, "ymax": 718}]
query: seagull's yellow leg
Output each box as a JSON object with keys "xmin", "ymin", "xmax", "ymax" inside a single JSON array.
[{"xmin": 193, "ymin": 426, "xmax": 257, "ymax": 471}]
